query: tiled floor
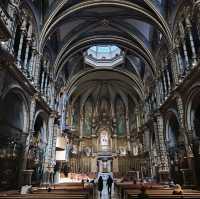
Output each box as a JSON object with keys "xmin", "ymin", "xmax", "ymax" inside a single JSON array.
[{"xmin": 97, "ymin": 181, "xmax": 119, "ymax": 199}]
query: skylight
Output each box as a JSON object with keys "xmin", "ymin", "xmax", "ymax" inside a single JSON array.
[
  {"xmin": 84, "ymin": 45, "xmax": 124, "ymax": 67},
  {"xmin": 88, "ymin": 45, "xmax": 121, "ymax": 60}
]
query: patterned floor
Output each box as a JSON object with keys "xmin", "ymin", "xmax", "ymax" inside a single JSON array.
[{"xmin": 97, "ymin": 181, "xmax": 119, "ymax": 199}]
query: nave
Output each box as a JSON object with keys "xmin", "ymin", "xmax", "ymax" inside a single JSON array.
[
  {"xmin": 2, "ymin": 0, "xmax": 200, "ymax": 197},
  {"xmin": 97, "ymin": 181, "xmax": 118, "ymax": 199}
]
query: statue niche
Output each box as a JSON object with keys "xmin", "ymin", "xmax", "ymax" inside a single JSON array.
[{"xmin": 98, "ymin": 128, "xmax": 111, "ymax": 152}]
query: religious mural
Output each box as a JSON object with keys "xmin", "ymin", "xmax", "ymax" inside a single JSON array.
[
  {"xmin": 83, "ymin": 98, "xmax": 93, "ymax": 136},
  {"xmin": 72, "ymin": 100, "xmax": 80, "ymax": 129},
  {"xmin": 116, "ymin": 97, "xmax": 126, "ymax": 135}
]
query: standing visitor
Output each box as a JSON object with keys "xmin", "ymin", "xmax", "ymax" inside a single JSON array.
[
  {"xmin": 98, "ymin": 176, "xmax": 103, "ymax": 198},
  {"xmin": 106, "ymin": 175, "xmax": 113, "ymax": 195}
]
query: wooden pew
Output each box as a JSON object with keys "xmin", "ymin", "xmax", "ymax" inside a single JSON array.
[
  {"xmin": 115, "ymin": 181, "xmax": 165, "ymax": 198},
  {"xmin": 125, "ymin": 188, "xmax": 200, "ymax": 199},
  {"xmin": 0, "ymin": 182, "xmax": 95, "ymax": 199}
]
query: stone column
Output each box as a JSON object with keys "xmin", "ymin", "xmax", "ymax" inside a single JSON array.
[
  {"xmin": 7, "ymin": 1, "xmax": 18, "ymax": 53},
  {"xmin": 176, "ymin": 41, "xmax": 184, "ymax": 77},
  {"xmin": 126, "ymin": 112, "xmax": 131, "ymax": 152},
  {"xmin": 179, "ymin": 22, "xmax": 190, "ymax": 70},
  {"xmin": 159, "ymin": 77, "xmax": 164, "ymax": 104},
  {"xmin": 29, "ymin": 41, "xmax": 37, "ymax": 81},
  {"xmin": 176, "ymin": 96, "xmax": 191, "ymax": 149},
  {"xmin": 52, "ymin": 122, "xmax": 58, "ymax": 163},
  {"xmin": 154, "ymin": 113, "xmax": 169, "ymax": 183},
  {"xmin": 135, "ymin": 107, "xmax": 140, "ymax": 132},
  {"xmin": 155, "ymin": 79, "xmax": 161, "ymax": 106},
  {"xmin": 20, "ymin": 94, "xmax": 38, "ymax": 186},
  {"xmin": 43, "ymin": 112, "xmax": 57, "ymax": 184},
  {"xmin": 17, "ymin": 18, "xmax": 27, "ymax": 69},
  {"xmin": 186, "ymin": 17, "xmax": 197, "ymax": 67},
  {"xmin": 172, "ymin": 45, "xmax": 181, "ymax": 83},
  {"xmin": 176, "ymin": 95, "xmax": 196, "ymax": 184},
  {"xmin": 40, "ymin": 71, "xmax": 45, "ymax": 93},
  {"xmin": 23, "ymin": 25, "xmax": 32, "ymax": 75},
  {"xmin": 34, "ymin": 54, "xmax": 41, "ymax": 89},
  {"xmin": 160, "ymin": 60, "xmax": 167, "ymax": 96},
  {"xmin": 79, "ymin": 112, "xmax": 84, "ymax": 152},
  {"xmin": 165, "ymin": 58, "xmax": 171, "ymax": 92},
  {"xmin": 50, "ymin": 84, "xmax": 55, "ymax": 109},
  {"xmin": 44, "ymin": 74, "xmax": 49, "ymax": 97}
]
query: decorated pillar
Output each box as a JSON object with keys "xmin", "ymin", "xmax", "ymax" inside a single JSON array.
[
  {"xmin": 91, "ymin": 118, "xmax": 97, "ymax": 154},
  {"xmin": 79, "ymin": 112, "xmax": 84, "ymax": 152},
  {"xmin": 173, "ymin": 43, "xmax": 182, "ymax": 82},
  {"xmin": 179, "ymin": 22, "xmax": 190, "ymax": 70},
  {"xmin": 23, "ymin": 25, "xmax": 32, "ymax": 75},
  {"xmin": 126, "ymin": 111, "xmax": 131, "ymax": 152},
  {"xmin": 161, "ymin": 61, "xmax": 167, "ymax": 97},
  {"xmin": 40, "ymin": 71, "xmax": 45, "ymax": 93},
  {"xmin": 30, "ymin": 41, "xmax": 37, "ymax": 80},
  {"xmin": 17, "ymin": 17, "xmax": 27, "ymax": 68},
  {"xmin": 42, "ymin": 112, "xmax": 57, "ymax": 184},
  {"xmin": 33, "ymin": 53, "xmax": 41, "ymax": 89},
  {"xmin": 6, "ymin": 0, "xmax": 19, "ymax": 52},
  {"xmin": 20, "ymin": 94, "xmax": 38, "ymax": 185},
  {"xmin": 155, "ymin": 79, "xmax": 161, "ymax": 106},
  {"xmin": 153, "ymin": 112, "xmax": 169, "ymax": 183},
  {"xmin": 176, "ymin": 95, "xmax": 192, "ymax": 152},
  {"xmin": 186, "ymin": 17, "xmax": 197, "ymax": 67},
  {"xmin": 165, "ymin": 58, "xmax": 171, "ymax": 92}
]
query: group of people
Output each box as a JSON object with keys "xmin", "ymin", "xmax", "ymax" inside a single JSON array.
[{"xmin": 98, "ymin": 175, "xmax": 113, "ymax": 197}]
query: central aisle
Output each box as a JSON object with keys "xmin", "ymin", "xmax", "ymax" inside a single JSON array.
[{"xmin": 97, "ymin": 181, "xmax": 119, "ymax": 199}]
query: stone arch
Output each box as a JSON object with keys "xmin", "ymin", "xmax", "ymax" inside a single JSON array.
[
  {"xmin": 164, "ymin": 108, "xmax": 188, "ymax": 184},
  {"xmin": 185, "ymin": 84, "xmax": 200, "ymax": 137},
  {"xmin": 27, "ymin": 110, "xmax": 48, "ymax": 185},
  {"xmin": 1, "ymin": 85, "xmax": 30, "ymax": 133},
  {"xmin": 0, "ymin": 86, "xmax": 29, "ymax": 189},
  {"xmin": 165, "ymin": 109, "xmax": 181, "ymax": 149},
  {"xmin": 185, "ymin": 83, "xmax": 200, "ymax": 185}
]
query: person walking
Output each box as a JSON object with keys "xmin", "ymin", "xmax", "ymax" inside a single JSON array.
[
  {"xmin": 106, "ymin": 175, "xmax": 113, "ymax": 195},
  {"xmin": 98, "ymin": 176, "xmax": 104, "ymax": 198}
]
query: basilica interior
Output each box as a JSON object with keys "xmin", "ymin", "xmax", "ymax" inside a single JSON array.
[{"xmin": 1, "ymin": 0, "xmax": 200, "ymax": 198}]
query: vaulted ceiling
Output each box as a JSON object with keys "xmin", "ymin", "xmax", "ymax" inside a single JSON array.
[{"xmin": 39, "ymin": 0, "xmax": 173, "ymax": 103}]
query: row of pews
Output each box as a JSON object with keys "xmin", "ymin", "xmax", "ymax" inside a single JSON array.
[
  {"xmin": 115, "ymin": 181, "xmax": 200, "ymax": 199},
  {"xmin": 0, "ymin": 182, "xmax": 95, "ymax": 199}
]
